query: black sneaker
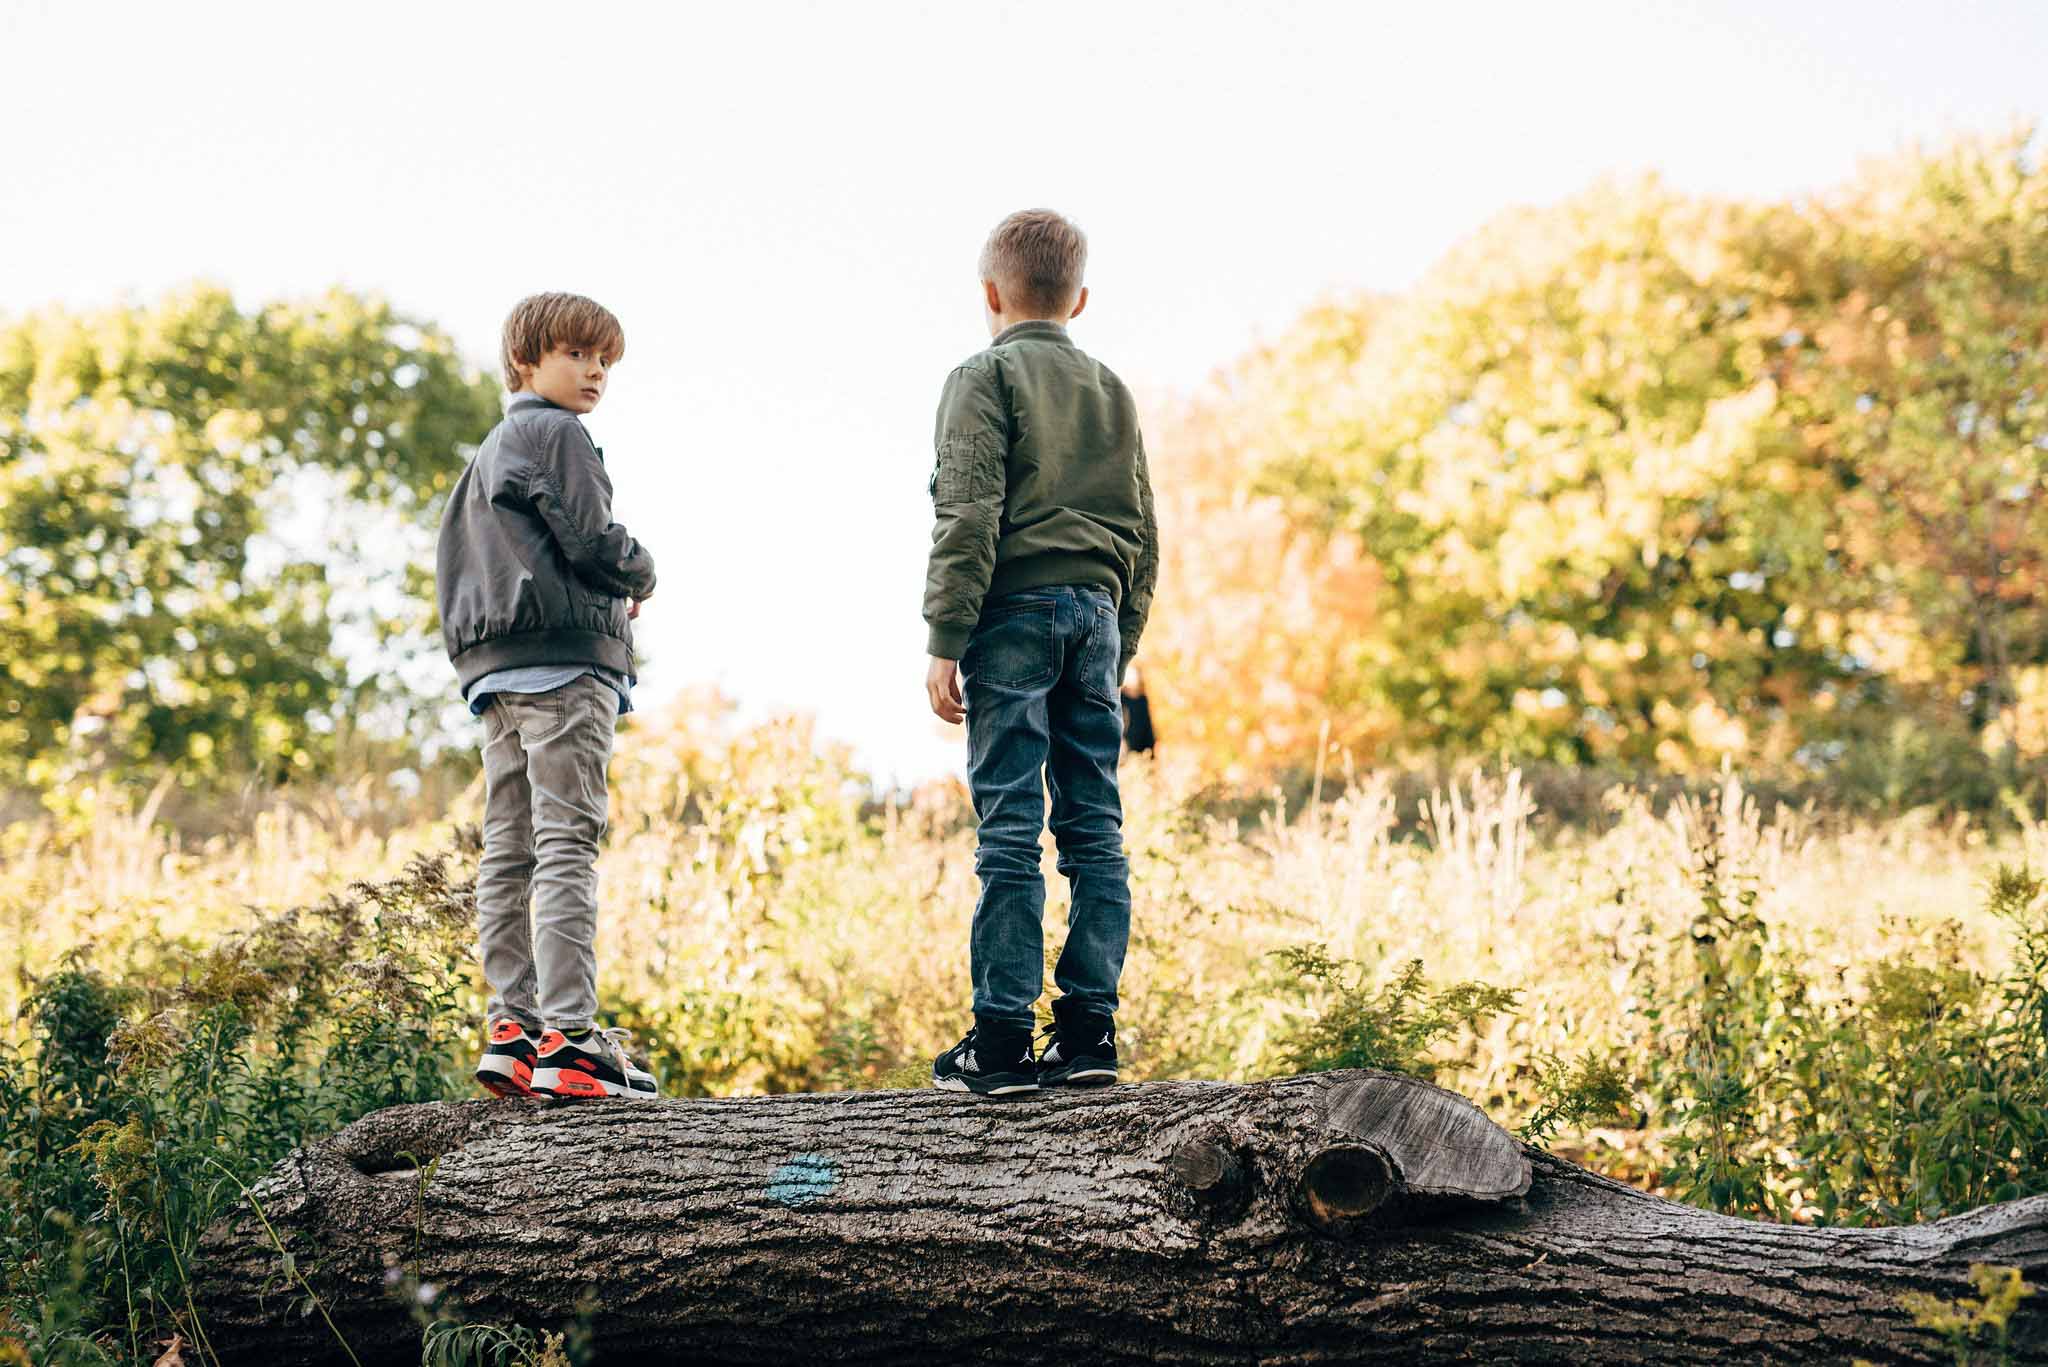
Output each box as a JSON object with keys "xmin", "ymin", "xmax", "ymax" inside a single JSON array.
[
  {"xmin": 533, "ymin": 1027, "xmax": 657, "ymax": 1100},
  {"xmin": 1039, "ymin": 1010, "xmax": 1118, "ymax": 1086},
  {"xmin": 931, "ymin": 1024, "xmax": 1039, "ymax": 1097},
  {"xmin": 475, "ymin": 1017, "xmax": 542, "ymax": 1099}
]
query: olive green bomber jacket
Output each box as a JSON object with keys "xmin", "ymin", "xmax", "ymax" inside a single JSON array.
[{"xmin": 921, "ymin": 320, "xmax": 1159, "ymax": 674}]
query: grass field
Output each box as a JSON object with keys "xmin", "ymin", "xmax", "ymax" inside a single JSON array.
[
  {"xmin": 5, "ymin": 705, "xmax": 2036, "ymax": 1182},
  {"xmin": 6, "ymin": 705, "xmax": 2045, "ymax": 1363}
]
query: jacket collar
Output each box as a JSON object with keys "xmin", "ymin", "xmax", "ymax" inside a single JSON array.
[
  {"xmin": 991, "ymin": 320, "xmax": 1072, "ymax": 347},
  {"xmin": 507, "ymin": 394, "xmax": 562, "ymax": 413}
]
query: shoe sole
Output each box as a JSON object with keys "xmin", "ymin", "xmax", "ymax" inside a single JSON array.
[
  {"xmin": 476, "ymin": 1055, "xmax": 539, "ymax": 1098},
  {"xmin": 931, "ymin": 1073, "xmax": 1041, "ymax": 1097},
  {"xmin": 531, "ymin": 1065, "xmax": 655, "ymax": 1100},
  {"xmin": 1045, "ymin": 1067, "xmax": 1118, "ymax": 1086}
]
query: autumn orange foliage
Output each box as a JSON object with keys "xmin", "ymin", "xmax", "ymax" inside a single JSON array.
[
  {"xmin": 1140, "ymin": 300, "xmax": 1389, "ymax": 784},
  {"xmin": 1137, "ymin": 130, "xmax": 2048, "ymax": 796}
]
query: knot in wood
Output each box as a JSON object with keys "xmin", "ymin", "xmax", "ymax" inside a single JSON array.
[
  {"xmin": 1166, "ymin": 1135, "xmax": 1249, "ymax": 1218},
  {"xmin": 1298, "ymin": 1143, "xmax": 1394, "ymax": 1232}
]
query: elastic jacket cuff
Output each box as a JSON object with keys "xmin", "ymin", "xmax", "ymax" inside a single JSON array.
[{"xmin": 927, "ymin": 622, "xmax": 972, "ymax": 659}]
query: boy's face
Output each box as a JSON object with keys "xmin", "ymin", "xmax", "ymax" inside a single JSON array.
[{"xmin": 517, "ymin": 343, "xmax": 612, "ymax": 414}]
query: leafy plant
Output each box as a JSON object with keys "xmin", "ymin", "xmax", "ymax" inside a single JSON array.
[
  {"xmin": 1264, "ymin": 944, "xmax": 1517, "ymax": 1079},
  {"xmin": 420, "ymin": 1321, "xmax": 571, "ymax": 1367},
  {"xmin": 1654, "ymin": 794, "xmax": 1786, "ymax": 1217},
  {"xmin": 1898, "ymin": 1263, "xmax": 2037, "ymax": 1367},
  {"xmin": 819, "ymin": 1018, "xmax": 891, "ymax": 1091},
  {"xmin": 406, "ymin": 1275, "xmax": 592, "ymax": 1367},
  {"xmin": 1517, "ymin": 1052, "xmax": 1635, "ymax": 1146},
  {"xmin": 1637, "ymin": 798, "xmax": 2048, "ymax": 1223},
  {"xmin": 0, "ymin": 853, "xmax": 475, "ymax": 1365}
]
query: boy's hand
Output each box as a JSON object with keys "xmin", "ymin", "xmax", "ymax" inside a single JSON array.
[
  {"xmin": 926, "ymin": 656, "xmax": 965, "ymax": 724},
  {"xmin": 627, "ymin": 598, "xmax": 642, "ymax": 620}
]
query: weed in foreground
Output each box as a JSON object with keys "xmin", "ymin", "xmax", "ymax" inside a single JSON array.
[
  {"xmin": 1894, "ymin": 1264, "xmax": 2037, "ymax": 1367},
  {"xmin": 1638, "ymin": 797, "xmax": 2048, "ymax": 1224},
  {"xmin": 0, "ymin": 854, "xmax": 475, "ymax": 1366}
]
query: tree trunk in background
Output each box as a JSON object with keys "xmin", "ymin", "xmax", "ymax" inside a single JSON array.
[{"xmin": 192, "ymin": 1071, "xmax": 2048, "ymax": 1365}]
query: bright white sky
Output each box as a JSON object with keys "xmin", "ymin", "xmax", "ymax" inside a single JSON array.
[{"xmin": 5, "ymin": 1, "xmax": 2044, "ymax": 784}]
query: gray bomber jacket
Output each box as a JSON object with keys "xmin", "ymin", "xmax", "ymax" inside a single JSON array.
[{"xmin": 436, "ymin": 395, "xmax": 657, "ymax": 691}]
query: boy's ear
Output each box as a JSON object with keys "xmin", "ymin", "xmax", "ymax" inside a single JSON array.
[
  {"xmin": 982, "ymin": 278, "xmax": 1002, "ymax": 315},
  {"xmin": 1068, "ymin": 286, "xmax": 1089, "ymax": 321}
]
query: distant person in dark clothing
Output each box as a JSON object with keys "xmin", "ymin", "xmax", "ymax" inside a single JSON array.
[{"xmin": 1121, "ymin": 663, "xmax": 1155, "ymax": 754}]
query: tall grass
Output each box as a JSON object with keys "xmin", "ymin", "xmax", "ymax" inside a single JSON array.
[{"xmin": 2, "ymin": 700, "xmax": 2044, "ymax": 1361}]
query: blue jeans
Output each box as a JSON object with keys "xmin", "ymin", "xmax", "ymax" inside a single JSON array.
[{"xmin": 961, "ymin": 585, "xmax": 1132, "ymax": 1032}]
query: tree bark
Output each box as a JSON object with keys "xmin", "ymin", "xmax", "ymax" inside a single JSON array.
[{"xmin": 193, "ymin": 1070, "xmax": 2048, "ymax": 1365}]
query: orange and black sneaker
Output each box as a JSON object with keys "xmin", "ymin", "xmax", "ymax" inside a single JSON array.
[
  {"xmin": 531, "ymin": 1027, "xmax": 656, "ymax": 1100},
  {"xmin": 475, "ymin": 1017, "xmax": 542, "ymax": 1098}
]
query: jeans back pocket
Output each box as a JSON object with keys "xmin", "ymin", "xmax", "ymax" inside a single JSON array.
[{"xmin": 964, "ymin": 600, "xmax": 1057, "ymax": 690}]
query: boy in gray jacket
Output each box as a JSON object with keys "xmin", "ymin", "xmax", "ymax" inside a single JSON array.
[{"xmin": 436, "ymin": 292, "xmax": 657, "ymax": 1101}]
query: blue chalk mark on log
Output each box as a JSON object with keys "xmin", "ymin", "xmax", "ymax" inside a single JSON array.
[{"xmin": 768, "ymin": 1153, "xmax": 838, "ymax": 1207}]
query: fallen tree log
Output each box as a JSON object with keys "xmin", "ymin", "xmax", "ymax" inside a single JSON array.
[{"xmin": 193, "ymin": 1070, "xmax": 2048, "ymax": 1364}]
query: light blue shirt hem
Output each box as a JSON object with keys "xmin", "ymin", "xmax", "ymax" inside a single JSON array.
[{"xmin": 466, "ymin": 665, "xmax": 634, "ymax": 716}]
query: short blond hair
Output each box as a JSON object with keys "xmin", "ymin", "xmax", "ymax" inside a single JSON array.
[
  {"xmin": 978, "ymin": 209, "xmax": 1088, "ymax": 316},
  {"xmin": 500, "ymin": 293, "xmax": 626, "ymax": 392}
]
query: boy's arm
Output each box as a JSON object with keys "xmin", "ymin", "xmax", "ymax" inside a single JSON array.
[
  {"xmin": 528, "ymin": 416, "xmax": 658, "ymax": 601},
  {"xmin": 922, "ymin": 363, "xmax": 1007, "ymax": 660},
  {"xmin": 1117, "ymin": 430, "xmax": 1159, "ymax": 675}
]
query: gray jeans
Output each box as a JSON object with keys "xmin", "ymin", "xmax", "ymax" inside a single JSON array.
[{"xmin": 476, "ymin": 673, "xmax": 618, "ymax": 1033}]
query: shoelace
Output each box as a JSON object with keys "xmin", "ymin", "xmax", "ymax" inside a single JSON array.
[{"xmin": 599, "ymin": 1026, "xmax": 643, "ymax": 1069}]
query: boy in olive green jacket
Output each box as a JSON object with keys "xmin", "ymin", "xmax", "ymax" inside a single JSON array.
[{"xmin": 923, "ymin": 209, "xmax": 1159, "ymax": 1097}]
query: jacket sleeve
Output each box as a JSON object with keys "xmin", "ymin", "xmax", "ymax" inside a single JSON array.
[
  {"xmin": 922, "ymin": 363, "xmax": 1007, "ymax": 659},
  {"xmin": 528, "ymin": 415, "xmax": 658, "ymax": 601},
  {"xmin": 1117, "ymin": 429, "xmax": 1159, "ymax": 676}
]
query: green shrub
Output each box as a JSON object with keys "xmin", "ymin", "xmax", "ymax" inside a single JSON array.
[
  {"xmin": 0, "ymin": 853, "xmax": 476, "ymax": 1365},
  {"xmin": 1258, "ymin": 944, "xmax": 1634, "ymax": 1144},
  {"xmin": 1639, "ymin": 805, "xmax": 2048, "ymax": 1224},
  {"xmin": 1263, "ymin": 945, "xmax": 1518, "ymax": 1078},
  {"xmin": 1517, "ymin": 1052, "xmax": 1636, "ymax": 1147}
]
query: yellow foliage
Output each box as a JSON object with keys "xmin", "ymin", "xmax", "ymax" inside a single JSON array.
[
  {"xmin": 1136, "ymin": 130, "xmax": 2048, "ymax": 785},
  {"xmin": 1899, "ymin": 1263, "xmax": 2036, "ymax": 1354}
]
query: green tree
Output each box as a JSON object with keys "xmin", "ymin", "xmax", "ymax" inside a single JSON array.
[
  {"xmin": 1250, "ymin": 178, "xmax": 1845, "ymax": 769},
  {"xmin": 1772, "ymin": 128, "xmax": 2048, "ymax": 771},
  {"xmin": 1161, "ymin": 128, "xmax": 2048, "ymax": 788},
  {"xmin": 0, "ymin": 284, "xmax": 499, "ymax": 797}
]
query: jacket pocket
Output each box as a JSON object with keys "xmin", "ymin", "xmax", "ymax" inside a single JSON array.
[
  {"xmin": 933, "ymin": 433, "xmax": 1003, "ymax": 506},
  {"xmin": 568, "ymin": 574, "xmax": 625, "ymax": 634},
  {"xmin": 504, "ymin": 571, "xmax": 550, "ymax": 637}
]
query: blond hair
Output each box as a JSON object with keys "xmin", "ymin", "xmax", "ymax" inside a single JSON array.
[
  {"xmin": 978, "ymin": 209, "xmax": 1088, "ymax": 316},
  {"xmin": 500, "ymin": 293, "xmax": 626, "ymax": 392}
]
